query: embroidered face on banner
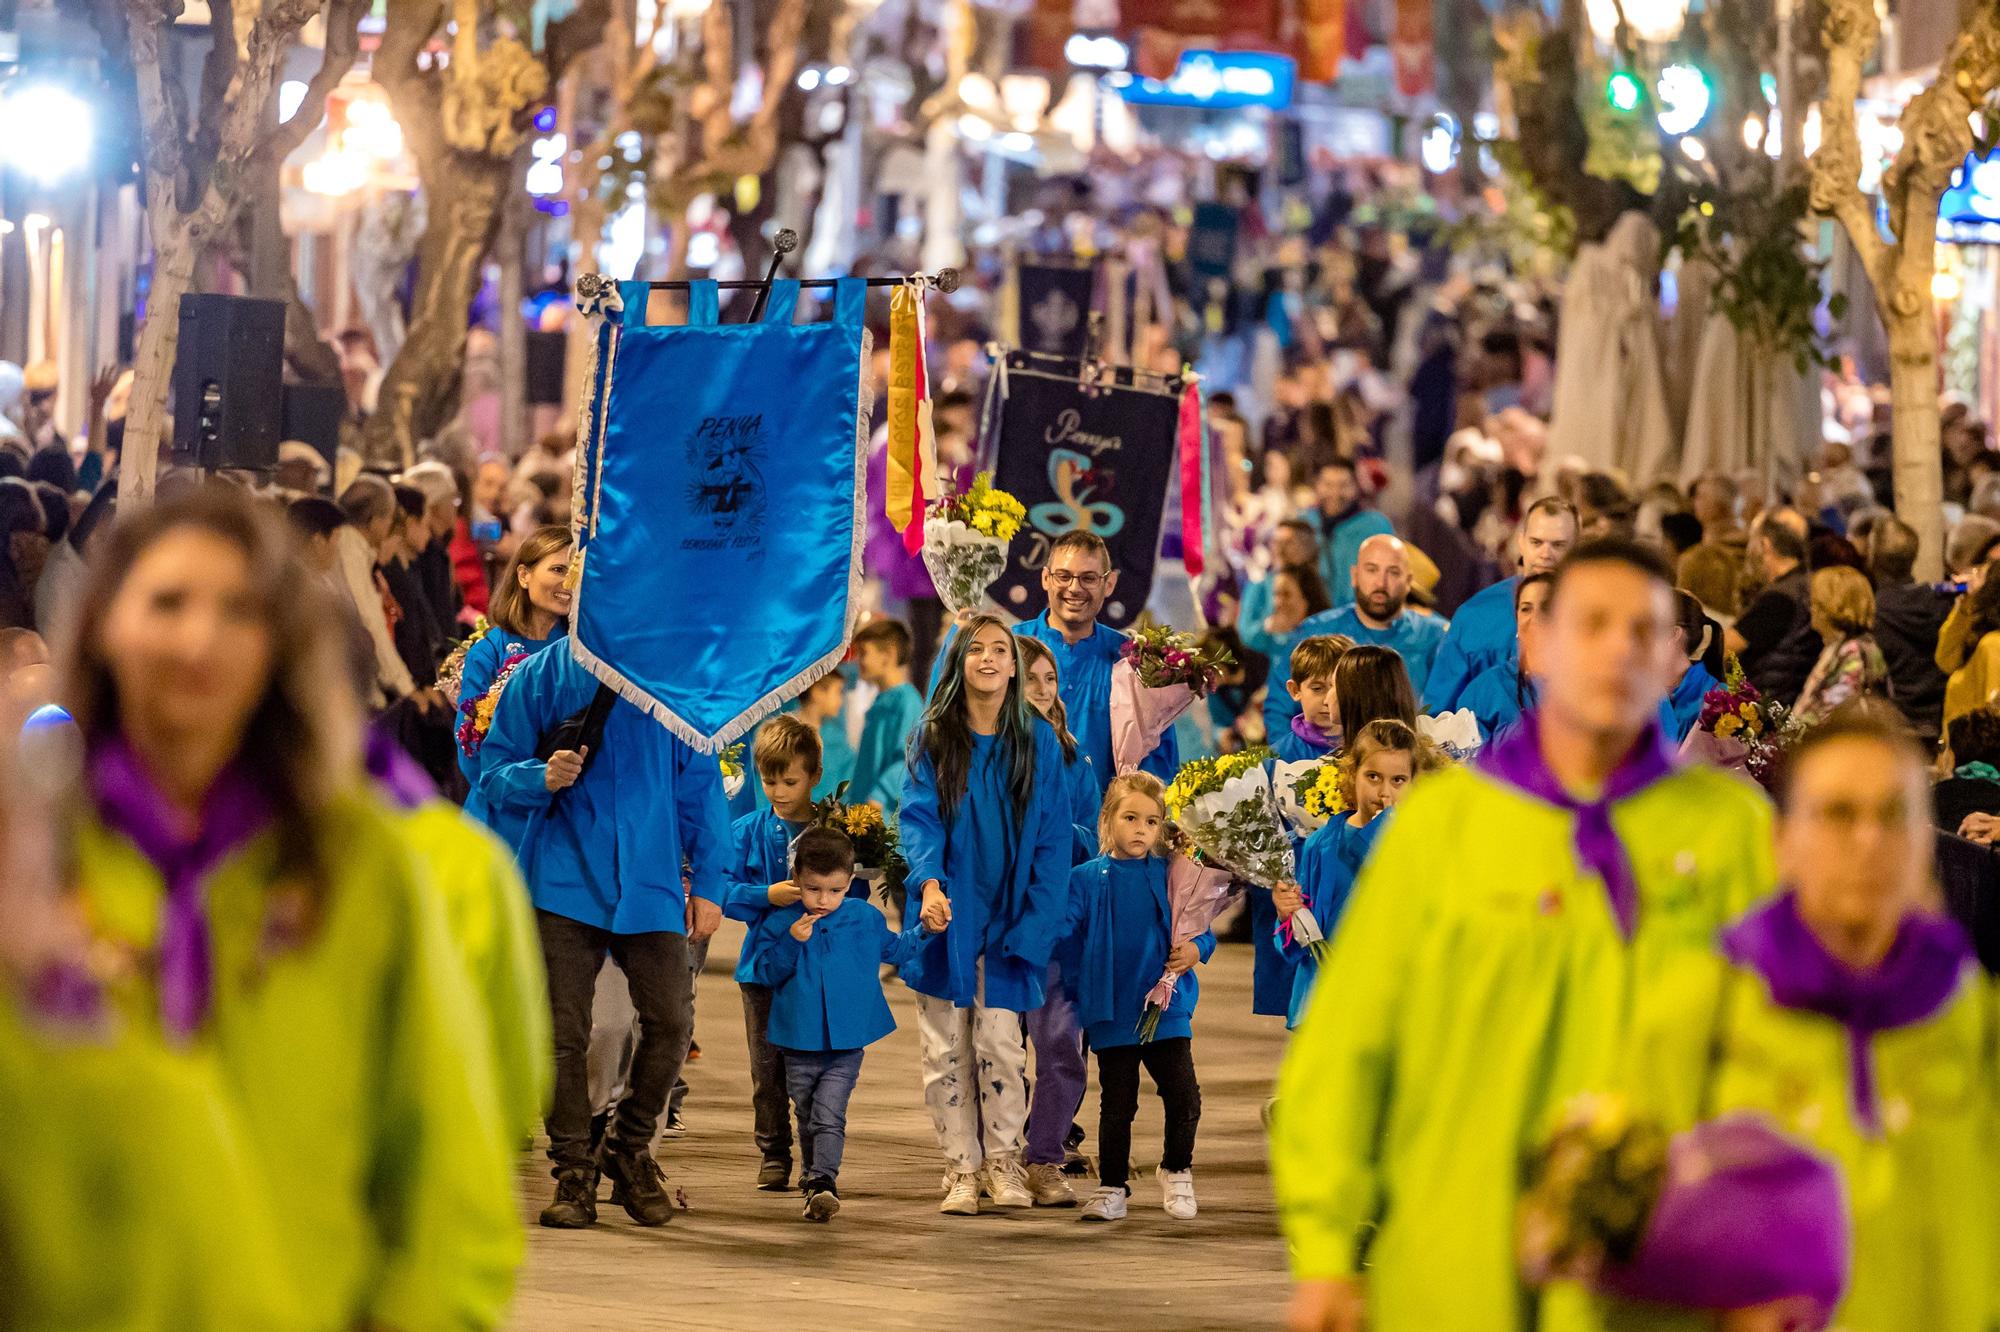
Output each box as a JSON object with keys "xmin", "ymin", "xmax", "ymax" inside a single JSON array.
[{"xmin": 683, "ymin": 411, "xmax": 769, "ymax": 549}]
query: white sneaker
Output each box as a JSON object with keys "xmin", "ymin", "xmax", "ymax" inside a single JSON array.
[
  {"xmin": 939, "ymin": 1170, "xmax": 980, "ymax": 1216},
  {"xmin": 1025, "ymin": 1162, "xmax": 1077, "ymax": 1207},
  {"xmin": 983, "ymin": 1154, "xmax": 1033, "ymax": 1209},
  {"xmin": 1077, "ymin": 1186, "xmax": 1128, "ymax": 1222},
  {"xmin": 1158, "ymin": 1166, "xmax": 1197, "ymax": 1219}
]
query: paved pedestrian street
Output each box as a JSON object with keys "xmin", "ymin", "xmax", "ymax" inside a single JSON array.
[{"xmin": 510, "ymin": 926, "xmax": 1292, "ymax": 1331}]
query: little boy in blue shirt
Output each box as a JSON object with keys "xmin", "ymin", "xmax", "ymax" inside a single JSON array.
[
  {"xmin": 846, "ymin": 619, "xmax": 924, "ymax": 813},
  {"xmin": 721, "ymin": 714, "xmax": 822, "ymax": 1192},
  {"xmin": 742, "ymin": 825, "xmax": 933, "ymax": 1221}
]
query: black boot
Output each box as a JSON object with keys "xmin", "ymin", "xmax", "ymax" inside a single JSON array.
[
  {"xmin": 598, "ymin": 1140, "xmax": 675, "ymax": 1226},
  {"xmin": 539, "ymin": 1168, "xmax": 598, "ymax": 1228},
  {"xmin": 757, "ymin": 1156, "xmax": 793, "ymax": 1192}
]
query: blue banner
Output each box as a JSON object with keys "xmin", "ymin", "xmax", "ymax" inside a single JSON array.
[{"xmin": 567, "ymin": 276, "xmax": 869, "ymax": 752}]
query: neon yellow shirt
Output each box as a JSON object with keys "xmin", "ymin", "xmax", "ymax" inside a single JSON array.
[{"xmin": 1271, "ymin": 761, "xmax": 1774, "ymax": 1332}]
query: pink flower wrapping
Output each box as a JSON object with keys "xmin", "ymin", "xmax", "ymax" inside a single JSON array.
[
  {"xmin": 1110, "ymin": 659, "xmax": 1196, "ymax": 776},
  {"xmin": 1678, "ymin": 727, "xmax": 1749, "ymax": 772},
  {"xmin": 1137, "ymin": 852, "xmax": 1239, "ymax": 1038}
]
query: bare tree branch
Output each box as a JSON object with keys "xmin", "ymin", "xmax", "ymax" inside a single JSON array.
[
  {"xmin": 1808, "ymin": 0, "xmax": 1887, "ymax": 283},
  {"xmin": 255, "ymin": 0, "xmax": 372, "ymax": 170}
]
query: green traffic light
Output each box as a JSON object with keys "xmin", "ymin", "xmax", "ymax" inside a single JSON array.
[{"xmin": 1607, "ymin": 71, "xmax": 1643, "ymax": 112}]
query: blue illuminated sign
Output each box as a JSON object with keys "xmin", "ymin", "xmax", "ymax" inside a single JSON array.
[
  {"xmin": 1105, "ymin": 51, "xmax": 1296, "ymax": 110},
  {"xmin": 1939, "ymin": 149, "xmax": 2000, "ymax": 245}
]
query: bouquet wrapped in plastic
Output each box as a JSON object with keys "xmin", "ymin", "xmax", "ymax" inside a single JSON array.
[
  {"xmin": 1418, "ymin": 707, "xmax": 1483, "ymax": 761},
  {"xmin": 1136, "ymin": 827, "xmax": 1238, "ymax": 1041},
  {"xmin": 1163, "ymin": 748, "xmax": 1293, "ymax": 887},
  {"xmin": 1110, "ymin": 624, "xmax": 1234, "ymax": 774},
  {"xmin": 922, "ymin": 471, "xmax": 1026, "ymax": 615},
  {"xmin": 720, "ymin": 742, "xmax": 747, "ymax": 801},
  {"xmin": 1681, "ymin": 656, "xmax": 1799, "ymax": 788},
  {"xmin": 436, "ymin": 618, "xmax": 491, "ymax": 705}
]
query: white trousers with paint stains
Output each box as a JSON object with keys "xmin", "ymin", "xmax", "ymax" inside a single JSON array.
[{"xmin": 913, "ymin": 984, "xmax": 1028, "ymax": 1175}]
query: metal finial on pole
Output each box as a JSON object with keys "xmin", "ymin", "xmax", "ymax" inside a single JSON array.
[{"xmin": 745, "ymin": 229, "xmax": 802, "ymax": 322}]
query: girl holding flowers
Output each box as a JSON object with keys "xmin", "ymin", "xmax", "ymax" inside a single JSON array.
[
  {"xmin": 1060, "ymin": 773, "xmax": 1212, "ymax": 1224},
  {"xmin": 899, "ymin": 615, "xmax": 1075, "ymax": 1216},
  {"xmin": 1274, "ymin": 720, "xmax": 1444, "ymax": 1028}
]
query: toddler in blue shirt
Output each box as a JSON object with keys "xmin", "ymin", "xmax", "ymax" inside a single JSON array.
[
  {"xmin": 1060, "ymin": 774, "xmax": 1213, "ymax": 1225},
  {"xmin": 742, "ymin": 825, "xmax": 932, "ymax": 1222}
]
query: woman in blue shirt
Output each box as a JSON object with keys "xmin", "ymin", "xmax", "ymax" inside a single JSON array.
[
  {"xmin": 454, "ymin": 525, "xmax": 572, "ymax": 854},
  {"xmin": 900, "ymin": 615, "xmax": 1074, "ymax": 1218}
]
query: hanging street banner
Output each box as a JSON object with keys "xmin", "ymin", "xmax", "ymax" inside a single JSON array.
[
  {"xmin": 566, "ymin": 275, "xmax": 869, "ymax": 753},
  {"xmin": 1015, "ymin": 262, "xmax": 1096, "ymax": 359},
  {"xmin": 986, "ymin": 350, "xmax": 1181, "ymax": 628}
]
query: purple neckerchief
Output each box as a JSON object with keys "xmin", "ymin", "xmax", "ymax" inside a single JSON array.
[
  {"xmin": 364, "ymin": 725, "xmax": 437, "ymax": 811},
  {"xmin": 1722, "ymin": 890, "xmax": 1972, "ymax": 1134},
  {"xmin": 1290, "ymin": 714, "xmax": 1338, "ymax": 752},
  {"xmin": 1476, "ymin": 709, "xmax": 1677, "ymax": 940},
  {"xmin": 89, "ymin": 739, "xmax": 274, "ymax": 1042}
]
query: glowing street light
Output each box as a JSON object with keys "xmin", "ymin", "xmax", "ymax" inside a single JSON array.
[{"xmin": 0, "ymin": 83, "xmax": 95, "ymax": 183}]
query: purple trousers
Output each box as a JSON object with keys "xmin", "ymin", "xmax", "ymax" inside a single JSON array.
[{"xmin": 1024, "ymin": 960, "xmax": 1087, "ymax": 1166}]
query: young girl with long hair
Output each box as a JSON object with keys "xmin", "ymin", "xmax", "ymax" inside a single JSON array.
[
  {"xmin": 59, "ymin": 488, "xmax": 519, "ymax": 1329},
  {"xmin": 899, "ymin": 614, "xmax": 1074, "ymax": 1216}
]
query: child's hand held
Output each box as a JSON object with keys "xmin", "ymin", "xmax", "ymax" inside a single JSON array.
[{"xmin": 1273, "ymin": 880, "xmax": 1303, "ymax": 919}]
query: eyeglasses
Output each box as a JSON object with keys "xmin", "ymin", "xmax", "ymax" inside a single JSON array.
[{"xmin": 1047, "ymin": 570, "xmax": 1105, "ymax": 591}]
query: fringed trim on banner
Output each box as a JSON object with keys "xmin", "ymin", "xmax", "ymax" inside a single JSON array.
[{"xmin": 565, "ymin": 332, "xmax": 878, "ymax": 756}]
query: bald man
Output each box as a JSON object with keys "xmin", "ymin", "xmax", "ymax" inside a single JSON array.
[{"xmin": 1298, "ymin": 534, "xmax": 1450, "ymax": 697}]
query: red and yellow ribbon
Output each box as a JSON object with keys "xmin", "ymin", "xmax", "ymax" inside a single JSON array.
[{"xmin": 886, "ymin": 281, "xmax": 938, "ymax": 554}]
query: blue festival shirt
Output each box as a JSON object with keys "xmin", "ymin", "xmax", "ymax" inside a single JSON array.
[
  {"xmin": 1301, "ymin": 605, "xmax": 1450, "ymax": 699},
  {"xmin": 1422, "ymin": 576, "xmax": 1518, "ymax": 713},
  {"xmin": 479, "ymin": 645, "xmax": 730, "ymax": 935},
  {"xmin": 456, "ymin": 624, "xmax": 565, "ymax": 854},
  {"xmin": 1060, "ymin": 855, "xmax": 1216, "ymax": 1049},
  {"xmin": 1014, "ymin": 613, "xmax": 1177, "ymax": 798},
  {"xmin": 847, "ymin": 681, "xmax": 924, "ymax": 813}
]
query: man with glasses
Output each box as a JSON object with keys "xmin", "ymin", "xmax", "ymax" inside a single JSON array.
[{"xmin": 1018, "ymin": 531, "xmax": 1176, "ymax": 797}]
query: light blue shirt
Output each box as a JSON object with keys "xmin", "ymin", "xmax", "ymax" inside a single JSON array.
[
  {"xmin": 1422, "ymin": 576, "xmax": 1518, "ymax": 713},
  {"xmin": 1300, "ymin": 605, "xmax": 1450, "ymax": 699}
]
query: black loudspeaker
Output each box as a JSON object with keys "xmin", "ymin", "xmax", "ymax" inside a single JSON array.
[
  {"xmin": 173, "ymin": 293, "xmax": 285, "ymax": 470},
  {"xmin": 281, "ymin": 382, "xmax": 348, "ymax": 467},
  {"xmin": 526, "ymin": 329, "xmax": 567, "ymax": 406}
]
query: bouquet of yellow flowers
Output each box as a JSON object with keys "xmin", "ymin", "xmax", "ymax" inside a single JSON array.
[
  {"xmin": 455, "ymin": 649, "xmax": 528, "ymax": 759},
  {"xmin": 810, "ymin": 782, "xmax": 909, "ymax": 904},
  {"xmin": 923, "ymin": 472, "xmax": 1027, "ymax": 614}
]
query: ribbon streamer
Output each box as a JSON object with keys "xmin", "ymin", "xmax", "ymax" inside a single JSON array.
[
  {"xmin": 1177, "ymin": 377, "xmax": 1207, "ymax": 577},
  {"xmin": 886, "ymin": 281, "xmax": 938, "ymax": 554}
]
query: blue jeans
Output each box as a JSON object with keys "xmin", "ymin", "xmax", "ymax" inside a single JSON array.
[{"xmin": 782, "ymin": 1047, "xmax": 865, "ymax": 1184}]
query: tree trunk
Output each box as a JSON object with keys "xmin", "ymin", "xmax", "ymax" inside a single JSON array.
[
  {"xmin": 497, "ymin": 150, "xmax": 529, "ymax": 461},
  {"xmin": 119, "ymin": 221, "xmax": 198, "ymax": 507},
  {"xmin": 360, "ymin": 152, "xmax": 511, "ymax": 469},
  {"xmin": 1887, "ymin": 308, "xmax": 1945, "ymax": 579}
]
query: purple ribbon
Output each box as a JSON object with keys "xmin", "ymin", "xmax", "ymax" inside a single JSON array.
[
  {"xmin": 1722, "ymin": 890, "xmax": 1971, "ymax": 1134},
  {"xmin": 1476, "ymin": 710, "xmax": 1677, "ymax": 940},
  {"xmin": 89, "ymin": 740, "xmax": 274, "ymax": 1042},
  {"xmin": 1289, "ymin": 713, "xmax": 1337, "ymax": 753},
  {"xmin": 363, "ymin": 725, "xmax": 438, "ymax": 811}
]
